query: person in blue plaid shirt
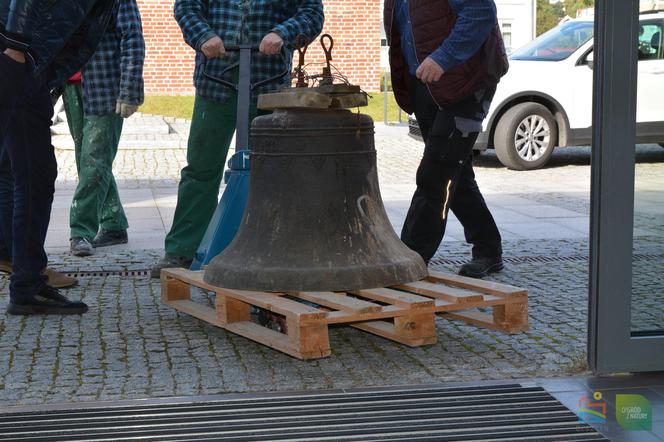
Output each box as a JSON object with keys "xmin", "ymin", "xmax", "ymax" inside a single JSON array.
[
  {"xmin": 67, "ymin": 0, "xmax": 145, "ymax": 257},
  {"xmin": 151, "ymin": 0, "xmax": 324, "ymax": 276}
]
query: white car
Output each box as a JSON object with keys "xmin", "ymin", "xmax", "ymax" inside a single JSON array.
[{"xmin": 409, "ymin": 11, "xmax": 664, "ymax": 170}]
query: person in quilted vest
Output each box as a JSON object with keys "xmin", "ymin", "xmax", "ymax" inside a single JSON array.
[{"xmin": 384, "ymin": 0, "xmax": 509, "ymax": 278}]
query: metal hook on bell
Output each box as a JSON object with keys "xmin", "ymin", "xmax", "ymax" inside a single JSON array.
[
  {"xmin": 320, "ymin": 34, "xmax": 334, "ymax": 86},
  {"xmin": 295, "ymin": 34, "xmax": 309, "ymax": 88}
]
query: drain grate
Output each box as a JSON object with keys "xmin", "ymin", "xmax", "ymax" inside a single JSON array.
[
  {"xmin": 63, "ymin": 269, "xmax": 151, "ymax": 278},
  {"xmin": 0, "ymin": 384, "xmax": 607, "ymax": 441},
  {"xmin": 430, "ymin": 253, "xmax": 664, "ymax": 267}
]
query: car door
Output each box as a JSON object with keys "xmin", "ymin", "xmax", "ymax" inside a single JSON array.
[{"xmin": 636, "ymin": 20, "xmax": 664, "ymax": 126}]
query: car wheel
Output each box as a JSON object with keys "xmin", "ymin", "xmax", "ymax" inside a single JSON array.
[{"xmin": 494, "ymin": 102, "xmax": 558, "ymax": 170}]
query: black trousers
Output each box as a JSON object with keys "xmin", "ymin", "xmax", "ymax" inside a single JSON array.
[
  {"xmin": 401, "ymin": 78, "xmax": 502, "ymax": 263},
  {"xmin": 0, "ymin": 52, "xmax": 56, "ymax": 301}
]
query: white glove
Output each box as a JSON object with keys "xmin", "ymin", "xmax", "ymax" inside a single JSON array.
[{"xmin": 115, "ymin": 100, "xmax": 139, "ymax": 118}]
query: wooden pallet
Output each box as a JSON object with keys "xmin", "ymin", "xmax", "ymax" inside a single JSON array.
[{"xmin": 161, "ymin": 268, "xmax": 528, "ymax": 360}]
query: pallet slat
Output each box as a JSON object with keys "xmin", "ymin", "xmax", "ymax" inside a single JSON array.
[
  {"xmin": 220, "ymin": 288, "xmax": 327, "ymax": 320},
  {"xmin": 351, "ymin": 287, "xmax": 434, "ymax": 308},
  {"xmin": 396, "ymin": 281, "xmax": 485, "ymax": 304},
  {"xmin": 427, "ymin": 271, "xmax": 528, "ymax": 298},
  {"xmin": 292, "ymin": 291, "xmax": 383, "ymax": 314}
]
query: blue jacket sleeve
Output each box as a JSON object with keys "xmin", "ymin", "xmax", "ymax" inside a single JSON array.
[
  {"xmin": 117, "ymin": 0, "xmax": 145, "ymax": 106},
  {"xmin": 430, "ymin": 0, "xmax": 497, "ymax": 72},
  {"xmin": 270, "ymin": 0, "xmax": 324, "ymax": 46},
  {"xmin": 174, "ymin": 0, "xmax": 216, "ymax": 51}
]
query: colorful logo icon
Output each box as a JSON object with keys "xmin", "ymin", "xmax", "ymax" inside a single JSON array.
[
  {"xmin": 578, "ymin": 392, "xmax": 607, "ymax": 424},
  {"xmin": 616, "ymin": 394, "xmax": 652, "ymax": 431}
]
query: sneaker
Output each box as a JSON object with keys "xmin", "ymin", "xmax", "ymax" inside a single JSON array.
[
  {"xmin": 458, "ymin": 256, "xmax": 504, "ymax": 279},
  {"xmin": 70, "ymin": 237, "xmax": 94, "ymax": 257},
  {"xmin": 0, "ymin": 260, "xmax": 78, "ymax": 288},
  {"xmin": 150, "ymin": 254, "xmax": 193, "ymax": 279},
  {"xmin": 93, "ymin": 229, "xmax": 128, "ymax": 248},
  {"xmin": 7, "ymin": 286, "xmax": 88, "ymax": 315}
]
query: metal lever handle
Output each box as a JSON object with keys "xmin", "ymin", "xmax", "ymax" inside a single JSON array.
[{"xmin": 202, "ymin": 45, "xmax": 291, "ymax": 91}]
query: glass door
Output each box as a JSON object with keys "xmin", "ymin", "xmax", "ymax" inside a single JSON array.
[{"xmin": 588, "ymin": 0, "xmax": 664, "ymax": 373}]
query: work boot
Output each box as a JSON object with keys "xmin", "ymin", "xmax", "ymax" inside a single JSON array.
[
  {"xmin": 0, "ymin": 260, "xmax": 78, "ymax": 289},
  {"xmin": 7, "ymin": 286, "xmax": 88, "ymax": 315},
  {"xmin": 0, "ymin": 260, "xmax": 11, "ymax": 274},
  {"xmin": 150, "ymin": 254, "xmax": 193, "ymax": 279},
  {"xmin": 458, "ymin": 256, "xmax": 504, "ymax": 279},
  {"xmin": 70, "ymin": 237, "xmax": 94, "ymax": 257},
  {"xmin": 43, "ymin": 268, "xmax": 78, "ymax": 289},
  {"xmin": 93, "ymin": 229, "xmax": 128, "ymax": 248}
]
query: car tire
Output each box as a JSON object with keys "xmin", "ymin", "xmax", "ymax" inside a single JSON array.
[{"xmin": 494, "ymin": 102, "xmax": 558, "ymax": 170}]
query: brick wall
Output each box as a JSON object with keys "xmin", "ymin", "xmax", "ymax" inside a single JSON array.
[{"xmin": 136, "ymin": 0, "xmax": 382, "ymax": 95}]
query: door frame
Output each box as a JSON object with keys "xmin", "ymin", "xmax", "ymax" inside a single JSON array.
[{"xmin": 588, "ymin": 0, "xmax": 664, "ymax": 374}]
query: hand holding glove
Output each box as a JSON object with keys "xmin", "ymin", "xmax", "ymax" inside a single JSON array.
[{"xmin": 116, "ymin": 100, "xmax": 139, "ymax": 119}]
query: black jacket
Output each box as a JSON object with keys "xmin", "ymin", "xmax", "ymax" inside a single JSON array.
[{"xmin": 0, "ymin": 0, "xmax": 117, "ymax": 86}]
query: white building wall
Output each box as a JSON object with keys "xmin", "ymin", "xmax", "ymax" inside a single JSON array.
[{"xmin": 495, "ymin": 0, "xmax": 537, "ymax": 53}]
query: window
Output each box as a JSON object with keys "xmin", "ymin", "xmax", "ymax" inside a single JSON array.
[
  {"xmin": 511, "ymin": 20, "xmax": 594, "ymax": 61},
  {"xmin": 501, "ymin": 22, "xmax": 513, "ymax": 53},
  {"xmin": 637, "ymin": 22, "xmax": 663, "ymax": 60}
]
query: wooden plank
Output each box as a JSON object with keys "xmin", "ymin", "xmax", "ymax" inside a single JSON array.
[
  {"xmin": 165, "ymin": 300, "xmax": 218, "ymax": 325},
  {"xmin": 493, "ymin": 301, "xmax": 529, "ymax": 332},
  {"xmin": 394, "ymin": 312, "xmax": 437, "ymax": 343},
  {"xmin": 216, "ymin": 295, "xmax": 251, "ymax": 325},
  {"xmin": 351, "ymin": 288, "xmax": 434, "ymax": 309},
  {"xmin": 221, "ymin": 289, "xmax": 327, "ymax": 320},
  {"xmin": 162, "ymin": 268, "xmax": 327, "ymax": 320},
  {"xmin": 427, "ymin": 270, "xmax": 528, "ymax": 298},
  {"xmin": 291, "ymin": 291, "xmax": 383, "ymax": 314},
  {"xmin": 287, "ymin": 317, "xmax": 331, "ymax": 360},
  {"xmin": 222, "ymin": 321, "xmax": 321, "ymax": 359},
  {"xmin": 434, "ymin": 296, "xmax": 506, "ymax": 313},
  {"xmin": 161, "ymin": 274, "xmax": 190, "ymax": 303},
  {"xmin": 352, "ymin": 320, "xmax": 437, "ymax": 347},
  {"xmin": 396, "ymin": 281, "xmax": 484, "ymax": 304},
  {"xmin": 324, "ymin": 305, "xmax": 410, "ymax": 324},
  {"xmin": 441, "ymin": 310, "xmax": 529, "ymax": 333}
]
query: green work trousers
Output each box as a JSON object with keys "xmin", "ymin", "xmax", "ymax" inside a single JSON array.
[
  {"xmin": 63, "ymin": 83, "xmax": 128, "ymax": 241},
  {"xmin": 165, "ymin": 94, "xmax": 263, "ymax": 259}
]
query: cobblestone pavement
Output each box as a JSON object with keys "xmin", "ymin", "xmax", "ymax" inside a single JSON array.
[
  {"xmin": 0, "ymin": 241, "xmax": 591, "ymax": 406},
  {"xmin": 0, "ymin": 121, "xmax": 662, "ymax": 406}
]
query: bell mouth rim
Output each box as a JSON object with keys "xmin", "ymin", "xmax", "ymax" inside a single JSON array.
[{"xmin": 202, "ymin": 262, "xmax": 429, "ymax": 293}]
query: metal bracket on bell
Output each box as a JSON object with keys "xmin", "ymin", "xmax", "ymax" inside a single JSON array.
[{"xmin": 320, "ymin": 34, "xmax": 334, "ymax": 86}]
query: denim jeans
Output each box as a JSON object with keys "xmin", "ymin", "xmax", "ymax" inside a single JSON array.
[
  {"xmin": 0, "ymin": 53, "xmax": 57, "ymax": 302},
  {"xmin": 0, "ymin": 148, "xmax": 13, "ymax": 261}
]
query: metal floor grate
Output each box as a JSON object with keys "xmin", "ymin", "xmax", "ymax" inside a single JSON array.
[
  {"xmin": 0, "ymin": 384, "xmax": 607, "ymax": 441},
  {"xmin": 63, "ymin": 269, "xmax": 151, "ymax": 278},
  {"xmin": 431, "ymin": 253, "xmax": 664, "ymax": 267}
]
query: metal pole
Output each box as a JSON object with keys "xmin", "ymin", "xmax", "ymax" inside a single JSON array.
[{"xmin": 236, "ymin": 45, "xmax": 252, "ymax": 151}]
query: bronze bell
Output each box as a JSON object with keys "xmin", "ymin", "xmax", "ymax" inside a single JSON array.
[{"xmin": 203, "ymin": 107, "xmax": 428, "ymax": 292}]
